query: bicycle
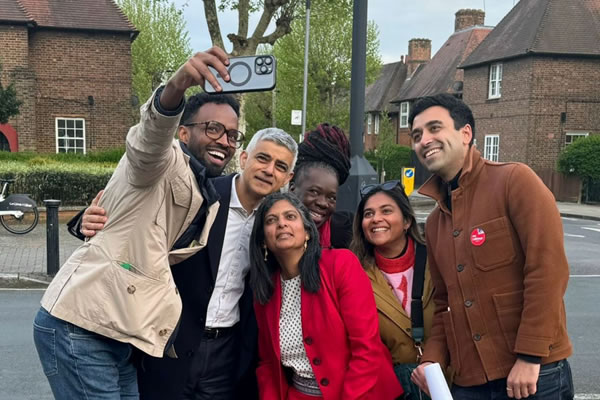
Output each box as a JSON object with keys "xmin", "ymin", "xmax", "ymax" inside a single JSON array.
[{"xmin": 0, "ymin": 178, "xmax": 39, "ymax": 234}]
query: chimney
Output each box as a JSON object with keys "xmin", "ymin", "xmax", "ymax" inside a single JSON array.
[
  {"xmin": 406, "ymin": 38, "xmax": 431, "ymax": 75},
  {"xmin": 454, "ymin": 9, "xmax": 485, "ymax": 32}
]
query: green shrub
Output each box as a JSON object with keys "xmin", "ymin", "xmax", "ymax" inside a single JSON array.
[
  {"xmin": 557, "ymin": 135, "xmax": 600, "ymax": 180},
  {"xmin": 0, "ymin": 162, "xmax": 114, "ymax": 206},
  {"xmin": 382, "ymin": 146, "xmax": 413, "ymax": 180},
  {"xmin": 0, "ymin": 147, "xmax": 125, "ymax": 165}
]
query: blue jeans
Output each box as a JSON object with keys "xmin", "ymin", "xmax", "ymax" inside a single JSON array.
[
  {"xmin": 33, "ymin": 307, "xmax": 139, "ymax": 400},
  {"xmin": 451, "ymin": 359, "xmax": 574, "ymax": 400}
]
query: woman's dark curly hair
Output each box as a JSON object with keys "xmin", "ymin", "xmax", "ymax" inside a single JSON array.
[{"xmin": 293, "ymin": 123, "xmax": 351, "ymax": 187}]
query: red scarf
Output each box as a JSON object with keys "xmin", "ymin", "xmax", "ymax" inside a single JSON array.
[
  {"xmin": 374, "ymin": 237, "xmax": 415, "ymax": 312},
  {"xmin": 318, "ymin": 218, "xmax": 332, "ymax": 249},
  {"xmin": 374, "ymin": 237, "xmax": 415, "ymax": 273}
]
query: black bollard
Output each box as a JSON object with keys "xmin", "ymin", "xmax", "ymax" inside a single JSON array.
[{"xmin": 44, "ymin": 199, "xmax": 61, "ymax": 276}]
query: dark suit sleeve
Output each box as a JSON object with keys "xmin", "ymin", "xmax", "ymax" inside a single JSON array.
[
  {"xmin": 330, "ymin": 211, "xmax": 354, "ymax": 249},
  {"xmin": 66, "ymin": 208, "xmax": 86, "ymax": 241}
]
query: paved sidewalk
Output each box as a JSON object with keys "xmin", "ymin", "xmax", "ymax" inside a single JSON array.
[{"xmin": 1, "ymin": 200, "xmax": 599, "ymax": 277}]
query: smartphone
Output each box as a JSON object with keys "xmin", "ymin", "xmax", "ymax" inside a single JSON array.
[{"xmin": 204, "ymin": 55, "xmax": 276, "ymax": 94}]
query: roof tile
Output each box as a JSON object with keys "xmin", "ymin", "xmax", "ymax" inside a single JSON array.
[
  {"xmin": 392, "ymin": 27, "xmax": 491, "ymax": 103},
  {"xmin": 1, "ymin": 0, "xmax": 135, "ymax": 33},
  {"xmin": 461, "ymin": 0, "xmax": 600, "ymax": 68}
]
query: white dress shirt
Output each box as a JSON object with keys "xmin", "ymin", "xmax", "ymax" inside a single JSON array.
[{"xmin": 205, "ymin": 175, "xmax": 256, "ymax": 328}]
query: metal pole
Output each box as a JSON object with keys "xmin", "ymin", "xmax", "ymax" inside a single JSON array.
[
  {"xmin": 349, "ymin": 0, "xmax": 367, "ymax": 157},
  {"xmin": 44, "ymin": 199, "xmax": 61, "ymax": 276},
  {"xmin": 300, "ymin": 0, "xmax": 311, "ymax": 141},
  {"xmin": 336, "ymin": 0, "xmax": 378, "ymax": 212}
]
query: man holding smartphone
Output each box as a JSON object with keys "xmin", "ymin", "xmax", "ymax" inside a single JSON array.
[{"xmin": 71, "ymin": 49, "xmax": 297, "ymax": 399}]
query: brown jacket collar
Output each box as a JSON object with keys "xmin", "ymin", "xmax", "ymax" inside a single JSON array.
[{"xmin": 418, "ymin": 146, "xmax": 485, "ymax": 213}]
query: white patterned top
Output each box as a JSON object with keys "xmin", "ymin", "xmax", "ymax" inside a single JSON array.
[{"xmin": 279, "ymin": 275, "xmax": 314, "ymax": 379}]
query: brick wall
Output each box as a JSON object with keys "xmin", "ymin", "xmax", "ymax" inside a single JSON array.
[
  {"xmin": 1, "ymin": 25, "xmax": 133, "ymax": 153},
  {"xmin": 463, "ymin": 58, "xmax": 534, "ymax": 165},
  {"xmin": 463, "ymin": 55, "xmax": 600, "ymax": 199},
  {"xmin": 0, "ymin": 25, "xmax": 36, "ymax": 150}
]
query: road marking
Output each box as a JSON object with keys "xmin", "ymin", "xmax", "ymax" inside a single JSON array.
[
  {"xmin": 565, "ymin": 233, "xmax": 585, "ymax": 238},
  {"xmin": 570, "ymin": 275, "xmax": 600, "ymax": 278},
  {"xmin": 582, "ymin": 227, "xmax": 600, "ymax": 233},
  {"xmin": 562, "ymin": 217, "xmax": 578, "ymax": 221},
  {"xmin": 575, "ymin": 395, "xmax": 600, "ymax": 400}
]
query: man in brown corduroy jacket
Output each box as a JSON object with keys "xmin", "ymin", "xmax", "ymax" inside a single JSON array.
[{"xmin": 408, "ymin": 94, "xmax": 573, "ymax": 400}]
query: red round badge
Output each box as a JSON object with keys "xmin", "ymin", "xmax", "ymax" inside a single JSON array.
[{"xmin": 470, "ymin": 228, "xmax": 486, "ymax": 246}]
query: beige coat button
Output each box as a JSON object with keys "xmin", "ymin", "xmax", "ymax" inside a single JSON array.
[
  {"xmin": 159, "ymin": 329, "xmax": 168, "ymax": 337},
  {"xmin": 127, "ymin": 285, "xmax": 136, "ymax": 294}
]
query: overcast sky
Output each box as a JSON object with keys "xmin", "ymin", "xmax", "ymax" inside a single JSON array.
[{"xmin": 174, "ymin": 0, "xmax": 519, "ymax": 64}]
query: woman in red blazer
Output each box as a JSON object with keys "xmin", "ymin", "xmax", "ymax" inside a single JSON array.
[{"xmin": 249, "ymin": 192, "xmax": 403, "ymax": 400}]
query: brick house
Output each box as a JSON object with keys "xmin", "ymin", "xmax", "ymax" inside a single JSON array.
[
  {"xmin": 460, "ymin": 0, "xmax": 600, "ymax": 201},
  {"xmin": 363, "ymin": 39, "xmax": 431, "ymax": 151},
  {"xmin": 0, "ymin": 0, "xmax": 137, "ymax": 153},
  {"xmin": 388, "ymin": 9, "xmax": 491, "ymax": 185}
]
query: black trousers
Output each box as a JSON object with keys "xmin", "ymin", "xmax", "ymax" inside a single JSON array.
[{"xmin": 181, "ymin": 331, "xmax": 237, "ymax": 400}]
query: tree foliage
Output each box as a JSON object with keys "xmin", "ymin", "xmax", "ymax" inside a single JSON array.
[
  {"xmin": 557, "ymin": 135, "xmax": 600, "ymax": 180},
  {"xmin": 116, "ymin": 0, "xmax": 192, "ymax": 103},
  {"xmin": 0, "ymin": 64, "xmax": 22, "ymax": 124},
  {"xmin": 245, "ymin": 0, "xmax": 381, "ymax": 139}
]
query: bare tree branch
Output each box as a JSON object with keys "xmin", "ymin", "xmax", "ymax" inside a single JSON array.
[
  {"xmin": 203, "ymin": 0, "xmax": 225, "ymax": 49},
  {"xmin": 237, "ymin": 0, "xmax": 250, "ymax": 38}
]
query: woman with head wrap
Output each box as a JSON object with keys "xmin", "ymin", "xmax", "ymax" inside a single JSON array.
[{"xmin": 289, "ymin": 123, "xmax": 353, "ymax": 249}]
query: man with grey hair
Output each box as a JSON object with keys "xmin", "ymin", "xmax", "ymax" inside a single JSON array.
[{"xmin": 80, "ymin": 127, "xmax": 298, "ymax": 399}]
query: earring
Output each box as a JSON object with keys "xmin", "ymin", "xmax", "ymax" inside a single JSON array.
[
  {"xmin": 263, "ymin": 246, "xmax": 268, "ymax": 262},
  {"xmin": 304, "ymin": 237, "xmax": 309, "ymax": 250}
]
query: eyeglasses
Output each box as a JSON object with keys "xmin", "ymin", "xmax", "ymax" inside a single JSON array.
[
  {"xmin": 360, "ymin": 180, "xmax": 405, "ymax": 198},
  {"xmin": 183, "ymin": 121, "xmax": 245, "ymax": 148}
]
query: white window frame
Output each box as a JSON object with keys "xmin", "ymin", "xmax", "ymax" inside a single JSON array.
[
  {"xmin": 488, "ymin": 63, "xmax": 502, "ymax": 99},
  {"xmin": 483, "ymin": 134, "xmax": 499, "ymax": 162},
  {"xmin": 367, "ymin": 113, "xmax": 372, "ymax": 135},
  {"xmin": 399, "ymin": 102, "xmax": 409, "ymax": 128},
  {"xmin": 374, "ymin": 114, "xmax": 380, "ymax": 135},
  {"xmin": 565, "ymin": 131, "xmax": 589, "ymax": 146},
  {"xmin": 56, "ymin": 117, "xmax": 86, "ymax": 154}
]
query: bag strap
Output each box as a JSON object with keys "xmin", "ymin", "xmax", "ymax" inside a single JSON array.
[{"xmin": 410, "ymin": 242, "xmax": 427, "ymax": 347}]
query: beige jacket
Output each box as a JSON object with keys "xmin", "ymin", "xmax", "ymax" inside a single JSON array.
[
  {"xmin": 366, "ymin": 261, "xmax": 435, "ymax": 365},
  {"xmin": 41, "ymin": 91, "xmax": 219, "ymax": 357}
]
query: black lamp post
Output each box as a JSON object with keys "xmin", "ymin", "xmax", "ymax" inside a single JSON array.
[{"xmin": 336, "ymin": 0, "xmax": 378, "ymax": 212}]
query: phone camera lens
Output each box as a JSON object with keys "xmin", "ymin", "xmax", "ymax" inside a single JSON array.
[
  {"xmin": 265, "ymin": 57, "xmax": 272, "ymax": 65},
  {"xmin": 260, "ymin": 65, "xmax": 268, "ymax": 74},
  {"xmin": 256, "ymin": 58, "xmax": 264, "ymax": 65}
]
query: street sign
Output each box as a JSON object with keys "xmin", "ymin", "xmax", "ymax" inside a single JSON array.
[
  {"xmin": 291, "ymin": 110, "xmax": 302, "ymax": 126},
  {"xmin": 402, "ymin": 167, "xmax": 415, "ymax": 196}
]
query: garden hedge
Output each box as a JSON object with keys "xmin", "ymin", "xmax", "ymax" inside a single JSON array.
[{"xmin": 0, "ymin": 161, "xmax": 116, "ymax": 207}]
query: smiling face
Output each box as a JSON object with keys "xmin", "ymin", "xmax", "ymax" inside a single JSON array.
[
  {"xmin": 178, "ymin": 102, "xmax": 238, "ymax": 177},
  {"xmin": 239, "ymin": 140, "xmax": 295, "ymax": 199},
  {"xmin": 263, "ymin": 200, "xmax": 308, "ymax": 254},
  {"xmin": 362, "ymin": 192, "xmax": 411, "ymax": 257},
  {"xmin": 291, "ymin": 167, "xmax": 339, "ymax": 228},
  {"xmin": 410, "ymin": 105, "xmax": 472, "ymax": 182}
]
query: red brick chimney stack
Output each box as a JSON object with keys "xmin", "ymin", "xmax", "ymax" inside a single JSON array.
[
  {"xmin": 455, "ymin": 9, "xmax": 485, "ymax": 32},
  {"xmin": 406, "ymin": 38, "xmax": 431, "ymax": 75}
]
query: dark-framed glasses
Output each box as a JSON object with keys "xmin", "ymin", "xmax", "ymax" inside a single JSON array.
[
  {"xmin": 183, "ymin": 121, "xmax": 245, "ymax": 148},
  {"xmin": 360, "ymin": 180, "xmax": 405, "ymax": 198}
]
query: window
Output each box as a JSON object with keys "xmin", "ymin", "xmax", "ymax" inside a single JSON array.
[
  {"xmin": 56, "ymin": 118, "xmax": 86, "ymax": 153},
  {"xmin": 399, "ymin": 102, "xmax": 409, "ymax": 128},
  {"xmin": 488, "ymin": 63, "xmax": 502, "ymax": 99},
  {"xmin": 374, "ymin": 114, "xmax": 380, "ymax": 135},
  {"xmin": 367, "ymin": 113, "xmax": 372, "ymax": 135},
  {"xmin": 565, "ymin": 132, "xmax": 588, "ymax": 146},
  {"xmin": 483, "ymin": 135, "xmax": 499, "ymax": 162}
]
